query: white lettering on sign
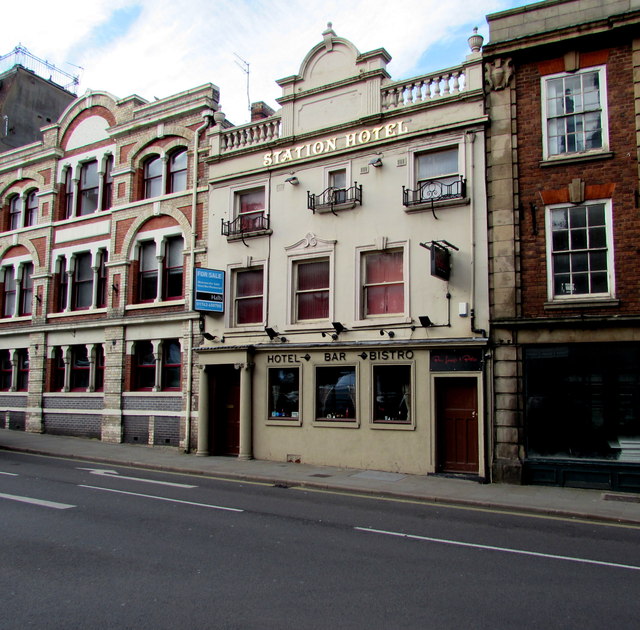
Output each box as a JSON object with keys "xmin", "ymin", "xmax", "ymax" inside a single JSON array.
[{"xmin": 263, "ymin": 120, "xmax": 409, "ymax": 166}]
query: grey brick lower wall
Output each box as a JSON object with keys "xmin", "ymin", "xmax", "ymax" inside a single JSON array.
[
  {"xmin": 153, "ymin": 417, "xmax": 180, "ymax": 447},
  {"xmin": 123, "ymin": 415, "xmax": 149, "ymax": 444},
  {"xmin": 123, "ymin": 396, "xmax": 182, "ymax": 412},
  {"xmin": 5, "ymin": 411, "xmax": 26, "ymax": 431},
  {"xmin": 44, "ymin": 414, "xmax": 101, "ymax": 439}
]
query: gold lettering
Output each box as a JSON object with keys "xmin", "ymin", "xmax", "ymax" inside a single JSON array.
[
  {"xmin": 281, "ymin": 149, "xmax": 292, "ymax": 162},
  {"xmin": 385, "ymin": 123, "xmax": 397, "ymax": 137},
  {"xmin": 345, "ymin": 133, "xmax": 357, "ymax": 147},
  {"xmin": 326, "ymin": 138, "xmax": 336, "ymax": 151},
  {"xmin": 371, "ymin": 126, "xmax": 384, "ymax": 140},
  {"xmin": 263, "ymin": 154, "xmax": 273, "ymax": 166},
  {"xmin": 358, "ymin": 129, "xmax": 371, "ymax": 144}
]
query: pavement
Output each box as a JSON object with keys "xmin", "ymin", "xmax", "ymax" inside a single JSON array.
[{"xmin": 2, "ymin": 427, "xmax": 640, "ymax": 526}]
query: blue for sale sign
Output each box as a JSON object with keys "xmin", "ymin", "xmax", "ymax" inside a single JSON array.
[{"xmin": 194, "ymin": 268, "xmax": 225, "ymax": 312}]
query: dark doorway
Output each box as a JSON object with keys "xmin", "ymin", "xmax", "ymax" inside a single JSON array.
[
  {"xmin": 210, "ymin": 365, "xmax": 240, "ymax": 455},
  {"xmin": 436, "ymin": 377, "xmax": 479, "ymax": 473}
]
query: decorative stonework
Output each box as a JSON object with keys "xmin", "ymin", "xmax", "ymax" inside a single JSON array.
[{"xmin": 485, "ymin": 58, "xmax": 514, "ymax": 91}]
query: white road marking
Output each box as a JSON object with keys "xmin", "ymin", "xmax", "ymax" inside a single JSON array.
[
  {"xmin": 0, "ymin": 471, "xmax": 19, "ymax": 476},
  {"xmin": 79, "ymin": 484, "xmax": 244, "ymax": 512},
  {"xmin": 77, "ymin": 467, "xmax": 196, "ymax": 488},
  {"xmin": 355, "ymin": 527, "xmax": 640, "ymax": 572},
  {"xmin": 0, "ymin": 491, "xmax": 75, "ymax": 510}
]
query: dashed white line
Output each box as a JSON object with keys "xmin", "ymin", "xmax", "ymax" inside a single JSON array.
[
  {"xmin": 0, "ymin": 491, "xmax": 75, "ymax": 509},
  {"xmin": 79, "ymin": 484, "xmax": 244, "ymax": 512},
  {"xmin": 355, "ymin": 527, "xmax": 640, "ymax": 572}
]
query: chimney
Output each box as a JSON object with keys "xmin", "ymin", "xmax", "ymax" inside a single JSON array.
[{"xmin": 251, "ymin": 101, "xmax": 275, "ymax": 121}]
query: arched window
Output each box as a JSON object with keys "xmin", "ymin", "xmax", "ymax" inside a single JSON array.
[
  {"xmin": 168, "ymin": 149, "xmax": 187, "ymax": 193},
  {"xmin": 143, "ymin": 156, "xmax": 162, "ymax": 199},
  {"xmin": 102, "ymin": 155, "xmax": 114, "ymax": 210},
  {"xmin": 64, "ymin": 168, "xmax": 74, "ymax": 219},
  {"xmin": 78, "ymin": 160, "xmax": 99, "ymax": 215},
  {"xmin": 9, "ymin": 195, "xmax": 21, "ymax": 230},
  {"xmin": 25, "ymin": 191, "xmax": 38, "ymax": 227}
]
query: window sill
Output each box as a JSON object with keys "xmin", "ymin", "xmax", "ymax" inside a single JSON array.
[
  {"xmin": 48, "ymin": 309, "xmax": 107, "ymax": 319},
  {"xmin": 403, "ymin": 196, "xmax": 470, "ymax": 214},
  {"xmin": 370, "ymin": 422, "xmax": 415, "ymax": 431},
  {"xmin": 43, "ymin": 392, "xmax": 104, "ymax": 397},
  {"xmin": 544, "ymin": 297, "xmax": 619, "ymax": 310},
  {"xmin": 313, "ymin": 419, "xmax": 360, "ymax": 428},
  {"xmin": 540, "ymin": 151, "xmax": 613, "ymax": 167},
  {"xmin": 123, "ymin": 391, "xmax": 182, "ymax": 397},
  {"xmin": 125, "ymin": 300, "xmax": 185, "ymax": 311},
  {"xmin": 266, "ymin": 417, "xmax": 302, "ymax": 427},
  {"xmin": 0, "ymin": 315, "xmax": 32, "ymax": 324},
  {"xmin": 226, "ymin": 229, "xmax": 272, "ymax": 242}
]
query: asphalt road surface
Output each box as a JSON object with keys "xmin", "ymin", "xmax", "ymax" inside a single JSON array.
[{"xmin": 1, "ymin": 451, "xmax": 639, "ymax": 629}]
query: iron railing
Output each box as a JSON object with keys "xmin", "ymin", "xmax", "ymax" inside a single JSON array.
[
  {"xmin": 402, "ymin": 176, "xmax": 466, "ymax": 207},
  {"xmin": 221, "ymin": 213, "xmax": 270, "ymax": 237},
  {"xmin": 307, "ymin": 183, "xmax": 362, "ymax": 213}
]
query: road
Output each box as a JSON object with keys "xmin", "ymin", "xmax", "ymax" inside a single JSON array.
[{"xmin": 1, "ymin": 451, "xmax": 639, "ymax": 629}]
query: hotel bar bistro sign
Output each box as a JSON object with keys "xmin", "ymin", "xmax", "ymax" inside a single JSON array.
[{"xmin": 263, "ymin": 120, "xmax": 410, "ymax": 166}]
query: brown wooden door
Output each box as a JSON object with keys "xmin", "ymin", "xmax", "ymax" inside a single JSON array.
[
  {"xmin": 210, "ymin": 366, "xmax": 240, "ymax": 455},
  {"xmin": 436, "ymin": 378, "xmax": 479, "ymax": 473}
]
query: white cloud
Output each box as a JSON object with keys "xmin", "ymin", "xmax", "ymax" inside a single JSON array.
[{"xmin": 5, "ymin": 0, "xmax": 518, "ymax": 125}]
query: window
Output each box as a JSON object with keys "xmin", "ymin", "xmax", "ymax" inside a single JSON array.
[
  {"xmin": 316, "ymin": 366, "xmax": 356, "ymax": 421},
  {"xmin": 94, "ymin": 345, "xmax": 105, "ymax": 392},
  {"xmin": 163, "ymin": 236, "xmax": 184, "ymax": 300},
  {"xmin": 9, "ymin": 196, "xmax": 21, "ymax": 230},
  {"xmin": 25, "ymin": 191, "xmax": 38, "ymax": 227},
  {"xmin": 294, "ymin": 259, "xmax": 329, "ymax": 321},
  {"xmin": 3, "ymin": 267, "xmax": 15, "ymax": 317},
  {"xmin": 64, "ymin": 168, "xmax": 74, "ymax": 219},
  {"xmin": 404, "ymin": 147, "xmax": 463, "ymax": 206},
  {"xmin": 73, "ymin": 253, "xmax": 93, "ymax": 309},
  {"xmin": 70, "ymin": 346, "xmax": 90, "ymax": 391},
  {"xmin": 547, "ymin": 202, "xmax": 612, "ymax": 299},
  {"xmin": 233, "ymin": 267, "xmax": 263, "ymax": 326},
  {"xmin": 78, "ymin": 160, "xmax": 99, "ymax": 216},
  {"xmin": 102, "ymin": 155, "xmax": 113, "ymax": 210},
  {"xmin": 0, "ymin": 350, "xmax": 11, "ymax": 391},
  {"xmin": 137, "ymin": 236, "xmax": 184, "ymax": 303},
  {"xmin": 19, "ymin": 262, "xmax": 33, "ymax": 316},
  {"xmin": 52, "ymin": 348, "xmax": 65, "ymax": 391},
  {"xmin": 57, "ymin": 258, "xmax": 68, "ymax": 312},
  {"xmin": 308, "ymin": 165, "xmax": 362, "ymax": 212},
  {"xmin": 134, "ymin": 341, "xmax": 156, "ymax": 390},
  {"xmin": 362, "ymin": 250, "xmax": 404, "ymax": 316},
  {"xmin": 168, "ymin": 149, "xmax": 187, "ymax": 193},
  {"xmin": 542, "ymin": 66, "xmax": 607, "ymax": 158},
  {"xmin": 161, "ymin": 340, "xmax": 181, "ymax": 390},
  {"xmin": 96, "ymin": 251, "xmax": 108, "ymax": 308},
  {"xmin": 268, "ymin": 367, "xmax": 300, "ymax": 420},
  {"xmin": 238, "ymin": 188, "xmax": 265, "ymax": 232},
  {"xmin": 373, "ymin": 365, "xmax": 411, "ymax": 423},
  {"xmin": 144, "ymin": 156, "xmax": 163, "ymax": 199},
  {"xmin": 16, "ymin": 349, "xmax": 28, "ymax": 391},
  {"xmin": 328, "ymin": 168, "xmax": 347, "ymax": 204}
]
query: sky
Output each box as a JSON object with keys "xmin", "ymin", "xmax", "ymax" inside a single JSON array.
[{"xmin": 3, "ymin": 0, "xmax": 532, "ymax": 125}]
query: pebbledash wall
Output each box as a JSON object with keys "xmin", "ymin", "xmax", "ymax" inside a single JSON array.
[
  {"xmin": 0, "ymin": 83, "xmax": 219, "ymax": 448},
  {"xmin": 196, "ymin": 26, "xmax": 490, "ymax": 476}
]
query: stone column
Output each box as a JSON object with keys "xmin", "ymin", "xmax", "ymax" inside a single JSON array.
[
  {"xmin": 196, "ymin": 366, "xmax": 209, "ymax": 456},
  {"xmin": 238, "ymin": 362, "xmax": 253, "ymax": 461}
]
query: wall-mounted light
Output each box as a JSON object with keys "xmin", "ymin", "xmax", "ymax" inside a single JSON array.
[
  {"xmin": 411, "ymin": 315, "xmax": 433, "ymax": 330},
  {"xmin": 332, "ymin": 321, "xmax": 347, "ymax": 335},
  {"xmin": 285, "ymin": 176, "xmax": 299, "ymax": 186},
  {"xmin": 369, "ymin": 156, "xmax": 383, "ymax": 168},
  {"xmin": 322, "ymin": 332, "xmax": 338, "ymax": 340},
  {"xmin": 265, "ymin": 327, "xmax": 287, "ymax": 342},
  {"xmin": 380, "ymin": 329, "xmax": 395, "ymax": 338}
]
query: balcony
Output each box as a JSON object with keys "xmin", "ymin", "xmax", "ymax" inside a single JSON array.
[
  {"xmin": 221, "ymin": 213, "xmax": 271, "ymax": 239},
  {"xmin": 402, "ymin": 177, "xmax": 466, "ymax": 208},
  {"xmin": 307, "ymin": 183, "xmax": 362, "ymax": 214}
]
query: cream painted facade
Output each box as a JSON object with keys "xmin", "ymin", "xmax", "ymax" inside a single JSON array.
[{"xmin": 197, "ymin": 27, "xmax": 490, "ymax": 477}]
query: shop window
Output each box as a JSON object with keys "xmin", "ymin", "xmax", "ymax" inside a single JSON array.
[
  {"xmin": 294, "ymin": 259, "xmax": 329, "ymax": 321},
  {"xmin": 143, "ymin": 156, "xmax": 163, "ymax": 199},
  {"xmin": 70, "ymin": 345, "xmax": 90, "ymax": 391},
  {"xmin": 52, "ymin": 347, "xmax": 65, "ymax": 391},
  {"xmin": 95, "ymin": 345, "xmax": 105, "ymax": 392},
  {"xmin": 78, "ymin": 160, "xmax": 99, "ymax": 216},
  {"xmin": 0, "ymin": 350, "xmax": 11, "ymax": 391},
  {"xmin": 373, "ymin": 365, "xmax": 411, "ymax": 423},
  {"xmin": 315, "ymin": 366, "xmax": 356, "ymax": 421},
  {"xmin": 134, "ymin": 341, "xmax": 156, "ymax": 390},
  {"xmin": 547, "ymin": 202, "xmax": 613, "ymax": 300},
  {"xmin": 233, "ymin": 267, "xmax": 264, "ymax": 326},
  {"xmin": 102, "ymin": 155, "xmax": 113, "ymax": 210},
  {"xmin": 25, "ymin": 190, "xmax": 38, "ymax": 227},
  {"xmin": 161, "ymin": 339, "xmax": 181, "ymax": 390},
  {"xmin": 268, "ymin": 367, "xmax": 300, "ymax": 420},
  {"xmin": 168, "ymin": 149, "xmax": 188, "ymax": 193},
  {"xmin": 362, "ymin": 250, "xmax": 404, "ymax": 316},
  {"xmin": 542, "ymin": 66, "xmax": 607, "ymax": 159}
]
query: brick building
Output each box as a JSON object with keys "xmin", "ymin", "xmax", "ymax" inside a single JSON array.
[
  {"xmin": 484, "ymin": 0, "xmax": 640, "ymax": 490},
  {"xmin": 0, "ymin": 74, "xmax": 219, "ymax": 447}
]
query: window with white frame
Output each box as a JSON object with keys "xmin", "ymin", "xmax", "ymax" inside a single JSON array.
[
  {"xmin": 78, "ymin": 160, "xmax": 99, "ymax": 216},
  {"xmin": 361, "ymin": 249, "xmax": 405, "ymax": 317},
  {"xmin": 1, "ymin": 261, "xmax": 33, "ymax": 317},
  {"xmin": 294, "ymin": 258, "xmax": 330, "ymax": 322},
  {"xmin": 232, "ymin": 266, "xmax": 264, "ymax": 326},
  {"xmin": 136, "ymin": 235, "xmax": 184, "ymax": 303},
  {"xmin": 547, "ymin": 201, "xmax": 613, "ymax": 299},
  {"xmin": 268, "ymin": 367, "xmax": 300, "ymax": 420},
  {"xmin": 237, "ymin": 188, "xmax": 266, "ymax": 231},
  {"xmin": 404, "ymin": 147, "xmax": 463, "ymax": 206},
  {"xmin": 0, "ymin": 348, "xmax": 28, "ymax": 392},
  {"xmin": 542, "ymin": 66, "xmax": 607, "ymax": 159},
  {"xmin": 8, "ymin": 195, "xmax": 21, "ymax": 230},
  {"xmin": 50, "ymin": 344, "xmax": 104, "ymax": 392},
  {"xmin": 131, "ymin": 339, "xmax": 181, "ymax": 392},
  {"xmin": 373, "ymin": 364, "xmax": 411, "ymax": 424},
  {"xmin": 7, "ymin": 190, "xmax": 38, "ymax": 230},
  {"xmin": 55, "ymin": 249, "xmax": 109, "ymax": 312}
]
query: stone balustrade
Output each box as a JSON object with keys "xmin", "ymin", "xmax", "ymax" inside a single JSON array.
[{"xmin": 221, "ymin": 117, "xmax": 282, "ymax": 152}]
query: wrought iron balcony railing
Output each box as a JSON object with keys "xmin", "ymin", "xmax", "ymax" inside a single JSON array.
[
  {"xmin": 402, "ymin": 176, "xmax": 466, "ymax": 207},
  {"xmin": 221, "ymin": 213, "xmax": 270, "ymax": 237},
  {"xmin": 307, "ymin": 183, "xmax": 362, "ymax": 213}
]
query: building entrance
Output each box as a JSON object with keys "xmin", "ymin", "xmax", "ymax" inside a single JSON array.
[
  {"xmin": 210, "ymin": 365, "xmax": 240, "ymax": 455},
  {"xmin": 436, "ymin": 377, "xmax": 479, "ymax": 473}
]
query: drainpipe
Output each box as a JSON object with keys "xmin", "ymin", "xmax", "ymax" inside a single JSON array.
[{"xmin": 184, "ymin": 108, "xmax": 215, "ymax": 453}]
